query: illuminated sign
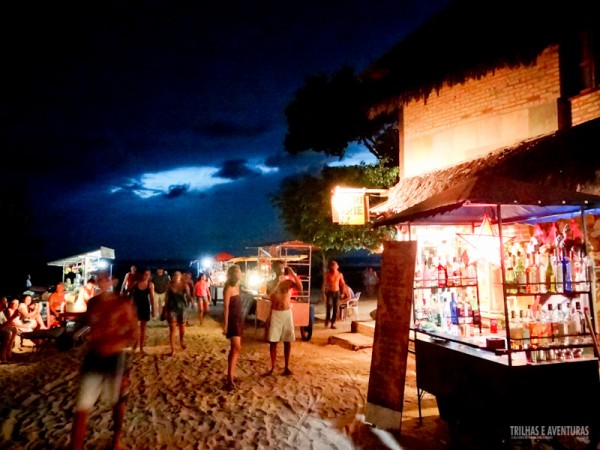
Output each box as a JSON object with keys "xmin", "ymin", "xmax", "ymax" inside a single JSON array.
[{"xmin": 331, "ymin": 187, "xmax": 367, "ymax": 225}]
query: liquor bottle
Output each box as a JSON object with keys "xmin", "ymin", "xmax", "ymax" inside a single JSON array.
[
  {"xmin": 437, "ymin": 258, "xmax": 447, "ymax": 287},
  {"xmin": 520, "ymin": 309, "xmax": 531, "ymax": 349},
  {"xmin": 441, "ymin": 294, "xmax": 451, "ymax": 332},
  {"xmin": 554, "ymin": 252, "xmax": 564, "ymax": 293},
  {"xmin": 555, "ymin": 303, "xmax": 569, "ymax": 344},
  {"xmin": 568, "ymin": 301, "xmax": 582, "ymax": 335},
  {"xmin": 467, "ymin": 262, "xmax": 477, "ymax": 285},
  {"xmin": 526, "ymin": 253, "xmax": 539, "ymax": 294},
  {"xmin": 432, "ymin": 295, "xmax": 442, "ymax": 327},
  {"xmin": 449, "ymin": 292, "xmax": 458, "ymax": 325},
  {"xmin": 445, "ymin": 258, "xmax": 454, "ymax": 287},
  {"xmin": 561, "ymin": 250, "xmax": 572, "ymax": 293},
  {"xmin": 545, "ymin": 253, "xmax": 555, "ymax": 293},
  {"xmin": 514, "ymin": 252, "xmax": 526, "ymax": 293},
  {"xmin": 505, "ymin": 254, "xmax": 516, "ymax": 294},
  {"xmin": 422, "ymin": 261, "xmax": 431, "ymax": 288},
  {"xmin": 509, "ymin": 310, "xmax": 523, "ymax": 350}
]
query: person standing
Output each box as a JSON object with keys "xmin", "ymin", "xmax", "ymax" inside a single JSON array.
[
  {"xmin": 363, "ymin": 266, "xmax": 379, "ymax": 298},
  {"xmin": 70, "ymin": 272, "xmax": 139, "ymax": 450},
  {"xmin": 322, "ymin": 260, "xmax": 346, "ymax": 329},
  {"xmin": 265, "ymin": 260, "xmax": 302, "ymax": 376},
  {"xmin": 164, "ymin": 271, "xmax": 190, "ymax": 355},
  {"xmin": 25, "ymin": 274, "xmax": 32, "ymax": 290},
  {"xmin": 222, "ymin": 264, "xmax": 243, "ymax": 390},
  {"xmin": 48, "ymin": 282, "xmax": 67, "ymax": 327},
  {"xmin": 151, "ymin": 267, "xmax": 170, "ymax": 320},
  {"xmin": 130, "ymin": 269, "xmax": 155, "ymax": 354},
  {"xmin": 194, "ymin": 273, "xmax": 212, "ymax": 325},
  {"xmin": 120, "ymin": 265, "xmax": 137, "ymax": 296}
]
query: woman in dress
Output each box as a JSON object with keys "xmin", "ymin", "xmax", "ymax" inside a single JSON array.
[
  {"xmin": 130, "ymin": 268, "xmax": 155, "ymax": 354},
  {"xmin": 164, "ymin": 271, "xmax": 190, "ymax": 355},
  {"xmin": 222, "ymin": 264, "xmax": 243, "ymax": 389}
]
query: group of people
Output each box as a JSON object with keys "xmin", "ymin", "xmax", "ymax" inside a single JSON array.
[
  {"xmin": 0, "ymin": 293, "xmax": 50, "ymax": 364},
  {"xmin": 9, "ymin": 259, "xmax": 376, "ymax": 448},
  {"xmin": 117, "ymin": 265, "xmax": 212, "ymax": 356}
]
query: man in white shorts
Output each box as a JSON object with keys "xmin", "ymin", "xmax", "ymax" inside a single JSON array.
[{"xmin": 265, "ymin": 260, "xmax": 302, "ymax": 376}]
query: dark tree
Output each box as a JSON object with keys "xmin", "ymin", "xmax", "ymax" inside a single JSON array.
[{"xmin": 284, "ymin": 67, "xmax": 399, "ymax": 167}]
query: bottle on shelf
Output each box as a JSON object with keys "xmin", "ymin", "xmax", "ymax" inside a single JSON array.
[
  {"xmin": 505, "ymin": 254, "xmax": 516, "ymax": 294},
  {"xmin": 509, "ymin": 310, "xmax": 523, "ymax": 350},
  {"xmin": 568, "ymin": 301, "xmax": 582, "ymax": 336},
  {"xmin": 441, "ymin": 294, "xmax": 451, "ymax": 332},
  {"xmin": 545, "ymin": 253, "xmax": 555, "ymax": 293},
  {"xmin": 449, "ymin": 292, "xmax": 458, "ymax": 326},
  {"xmin": 437, "ymin": 258, "xmax": 447, "ymax": 288},
  {"xmin": 445, "ymin": 258, "xmax": 455, "ymax": 287},
  {"xmin": 514, "ymin": 252, "xmax": 526, "ymax": 293},
  {"xmin": 561, "ymin": 250, "xmax": 572, "ymax": 293},
  {"xmin": 520, "ymin": 309, "xmax": 531, "ymax": 349},
  {"xmin": 554, "ymin": 251, "xmax": 564, "ymax": 293}
]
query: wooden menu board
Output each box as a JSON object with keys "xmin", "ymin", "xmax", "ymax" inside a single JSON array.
[{"xmin": 365, "ymin": 240, "xmax": 417, "ymax": 431}]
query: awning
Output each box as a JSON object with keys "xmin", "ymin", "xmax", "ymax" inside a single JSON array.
[
  {"xmin": 47, "ymin": 247, "xmax": 115, "ymax": 267},
  {"xmin": 373, "ymin": 175, "xmax": 600, "ymax": 227}
]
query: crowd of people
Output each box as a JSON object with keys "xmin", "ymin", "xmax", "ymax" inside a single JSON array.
[{"xmin": 2, "ymin": 260, "xmax": 378, "ymax": 448}]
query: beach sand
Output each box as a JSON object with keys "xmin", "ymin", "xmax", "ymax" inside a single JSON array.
[{"xmin": 0, "ymin": 298, "xmax": 451, "ymax": 450}]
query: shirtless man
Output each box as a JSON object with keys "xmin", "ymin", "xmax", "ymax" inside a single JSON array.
[
  {"xmin": 48, "ymin": 283, "xmax": 66, "ymax": 327},
  {"xmin": 70, "ymin": 273, "xmax": 139, "ymax": 450},
  {"xmin": 322, "ymin": 260, "xmax": 346, "ymax": 329},
  {"xmin": 265, "ymin": 260, "xmax": 302, "ymax": 376}
]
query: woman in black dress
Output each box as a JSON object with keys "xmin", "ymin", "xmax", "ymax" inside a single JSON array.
[{"xmin": 222, "ymin": 264, "xmax": 243, "ymax": 389}]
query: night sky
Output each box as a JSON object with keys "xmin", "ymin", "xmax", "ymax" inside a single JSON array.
[{"xmin": 1, "ymin": 1, "xmax": 450, "ymax": 280}]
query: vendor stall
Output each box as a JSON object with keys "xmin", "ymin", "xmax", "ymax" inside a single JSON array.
[
  {"xmin": 374, "ymin": 176, "xmax": 600, "ymax": 445},
  {"xmin": 47, "ymin": 246, "xmax": 116, "ymax": 311},
  {"xmin": 47, "ymin": 246, "xmax": 115, "ymax": 285}
]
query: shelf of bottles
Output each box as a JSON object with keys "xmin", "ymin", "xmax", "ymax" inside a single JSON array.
[
  {"xmin": 412, "ymin": 256, "xmax": 482, "ymax": 338},
  {"xmin": 502, "ymin": 243, "xmax": 597, "ymax": 366}
]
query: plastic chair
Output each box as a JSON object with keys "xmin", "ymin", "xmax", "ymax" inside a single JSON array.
[{"xmin": 343, "ymin": 292, "xmax": 361, "ymax": 320}]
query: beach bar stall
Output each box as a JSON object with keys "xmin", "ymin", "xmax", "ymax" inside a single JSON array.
[
  {"xmin": 47, "ymin": 246, "xmax": 116, "ymax": 289},
  {"xmin": 374, "ymin": 176, "xmax": 600, "ymax": 445}
]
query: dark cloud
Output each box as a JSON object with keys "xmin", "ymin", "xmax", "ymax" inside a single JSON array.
[
  {"xmin": 194, "ymin": 119, "xmax": 272, "ymax": 138},
  {"xmin": 164, "ymin": 184, "xmax": 191, "ymax": 198},
  {"xmin": 216, "ymin": 159, "xmax": 261, "ymax": 180}
]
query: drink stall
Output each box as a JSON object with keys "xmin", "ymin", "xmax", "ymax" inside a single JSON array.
[
  {"xmin": 375, "ymin": 176, "xmax": 600, "ymax": 445},
  {"xmin": 47, "ymin": 246, "xmax": 115, "ymax": 312}
]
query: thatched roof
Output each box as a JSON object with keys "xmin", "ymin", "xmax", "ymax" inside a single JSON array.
[
  {"xmin": 372, "ymin": 117, "xmax": 600, "ymax": 223},
  {"xmin": 362, "ymin": 0, "xmax": 599, "ymax": 108}
]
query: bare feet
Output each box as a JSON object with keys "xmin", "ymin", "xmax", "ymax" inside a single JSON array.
[
  {"xmin": 263, "ymin": 368, "xmax": 274, "ymax": 376},
  {"xmin": 330, "ymin": 325, "xmax": 336, "ymax": 329},
  {"xmin": 180, "ymin": 342, "xmax": 187, "ymax": 350},
  {"xmin": 283, "ymin": 368, "xmax": 292, "ymax": 376},
  {"xmin": 226, "ymin": 379, "xmax": 236, "ymax": 390},
  {"xmin": 325, "ymin": 320, "xmax": 329, "ymax": 327}
]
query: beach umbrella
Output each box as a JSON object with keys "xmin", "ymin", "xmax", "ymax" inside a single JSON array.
[{"xmin": 215, "ymin": 251, "xmax": 234, "ymax": 262}]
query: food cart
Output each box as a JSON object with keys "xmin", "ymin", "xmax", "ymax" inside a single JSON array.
[
  {"xmin": 254, "ymin": 241, "xmax": 320, "ymax": 341},
  {"xmin": 374, "ymin": 176, "xmax": 600, "ymax": 445}
]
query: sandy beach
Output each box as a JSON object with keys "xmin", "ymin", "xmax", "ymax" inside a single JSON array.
[{"xmin": 0, "ymin": 297, "xmax": 451, "ymax": 450}]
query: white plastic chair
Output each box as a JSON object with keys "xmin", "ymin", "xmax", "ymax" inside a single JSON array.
[{"xmin": 344, "ymin": 291, "xmax": 361, "ymax": 320}]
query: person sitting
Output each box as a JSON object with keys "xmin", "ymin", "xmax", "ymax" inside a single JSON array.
[
  {"xmin": 0, "ymin": 297, "xmax": 19, "ymax": 363},
  {"xmin": 18, "ymin": 295, "xmax": 47, "ymax": 330},
  {"xmin": 338, "ymin": 284, "xmax": 356, "ymax": 321}
]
